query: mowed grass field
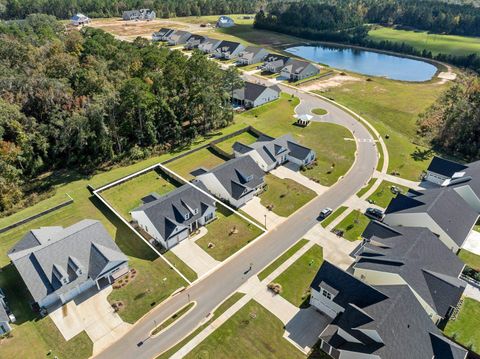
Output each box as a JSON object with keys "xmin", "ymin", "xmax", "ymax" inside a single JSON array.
[{"xmin": 368, "ymin": 26, "xmax": 480, "ymax": 56}]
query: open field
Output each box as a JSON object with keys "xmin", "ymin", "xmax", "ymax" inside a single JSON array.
[
  {"xmin": 368, "ymin": 26, "xmax": 480, "ymax": 57},
  {"xmin": 444, "ymin": 298, "xmax": 480, "ymax": 353},
  {"xmin": 165, "ymin": 147, "xmax": 226, "ymax": 180},
  {"xmin": 101, "ymin": 169, "xmax": 178, "ymax": 219},
  {"xmin": 334, "ymin": 210, "xmax": 370, "ymax": 241},
  {"xmin": 274, "ymin": 244, "xmax": 324, "ymax": 307},
  {"xmin": 367, "ymin": 180, "xmax": 409, "ymax": 208},
  {"xmin": 260, "ymin": 175, "xmax": 316, "ymax": 217},
  {"xmin": 185, "ymin": 300, "xmax": 305, "ymax": 359}
]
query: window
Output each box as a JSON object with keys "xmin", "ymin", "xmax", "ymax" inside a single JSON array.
[
  {"xmin": 184, "ymin": 213, "xmax": 190, "ymax": 220},
  {"xmin": 322, "ymin": 289, "xmax": 332, "ymax": 299}
]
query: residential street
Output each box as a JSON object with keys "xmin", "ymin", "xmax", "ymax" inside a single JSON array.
[{"xmin": 94, "ymin": 83, "xmax": 380, "ymax": 359}]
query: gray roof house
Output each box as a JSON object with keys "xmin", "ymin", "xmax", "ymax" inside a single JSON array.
[
  {"xmin": 213, "ymin": 40, "xmax": 245, "ymax": 60},
  {"xmin": 233, "ymin": 134, "xmax": 316, "ymax": 172},
  {"xmin": 131, "ymin": 183, "xmax": 216, "ymax": 249},
  {"xmin": 197, "ymin": 156, "xmax": 265, "ymax": 208},
  {"xmin": 261, "ymin": 54, "xmax": 290, "ymax": 73},
  {"xmin": 383, "ymin": 188, "xmax": 479, "ymax": 252},
  {"xmin": 236, "ymin": 46, "xmax": 268, "ymax": 65},
  {"xmin": 217, "ymin": 15, "xmax": 235, "ymax": 28},
  {"xmin": 8, "ymin": 220, "xmax": 128, "ymax": 310},
  {"xmin": 71, "ymin": 13, "xmax": 90, "ymax": 26},
  {"xmin": 354, "ymin": 221, "xmax": 466, "ymax": 323},
  {"xmin": 184, "ymin": 34, "xmax": 206, "ymax": 49},
  {"xmin": 123, "ymin": 8, "xmax": 156, "ymax": 21},
  {"xmin": 197, "ymin": 37, "xmax": 222, "ymax": 54},
  {"xmin": 232, "ymin": 82, "xmax": 281, "ymax": 109},
  {"xmin": 425, "ymin": 156, "xmax": 469, "ymax": 186},
  {"xmin": 167, "ymin": 30, "xmax": 192, "ymax": 46},
  {"xmin": 280, "ymin": 59, "xmax": 320, "ymax": 81},
  {"xmin": 310, "ymin": 261, "xmax": 467, "ymax": 359},
  {"xmin": 0, "ymin": 289, "xmax": 13, "ymax": 334},
  {"xmin": 152, "ymin": 28, "xmax": 174, "ymax": 41}
]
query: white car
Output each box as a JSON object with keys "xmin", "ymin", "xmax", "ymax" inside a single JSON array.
[{"xmin": 319, "ymin": 207, "xmax": 333, "ymax": 220}]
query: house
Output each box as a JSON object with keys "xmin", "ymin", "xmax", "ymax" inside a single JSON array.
[
  {"xmin": 217, "ymin": 15, "xmax": 235, "ymax": 28},
  {"xmin": 232, "ymin": 82, "xmax": 280, "ymax": 109},
  {"xmin": 123, "ymin": 9, "xmax": 156, "ymax": 21},
  {"xmin": 383, "ymin": 188, "xmax": 479, "ymax": 252},
  {"xmin": 130, "ymin": 183, "xmax": 216, "ymax": 249},
  {"xmin": 354, "ymin": 221, "xmax": 466, "ymax": 324},
  {"xmin": 197, "ymin": 37, "xmax": 222, "ymax": 54},
  {"xmin": 310, "ymin": 261, "xmax": 467, "ymax": 359},
  {"xmin": 184, "ymin": 34, "xmax": 206, "ymax": 49},
  {"xmin": 71, "ymin": 13, "xmax": 90, "ymax": 26},
  {"xmin": 280, "ymin": 59, "xmax": 320, "ymax": 81},
  {"xmin": 424, "ymin": 156, "xmax": 469, "ymax": 186},
  {"xmin": 167, "ymin": 30, "xmax": 192, "ymax": 46},
  {"xmin": 261, "ymin": 54, "xmax": 290, "ymax": 73},
  {"xmin": 152, "ymin": 28, "xmax": 174, "ymax": 42},
  {"xmin": 213, "ymin": 40, "xmax": 245, "ymax": 60},
  {"xmin": 233, "ymin": 134, "xmax": 316, "ymax": 172},
  {"xmin": 236, "ymin": 46, "xmax": 268, "ymax": 65},
  {"xmin": 0, "ymin": 289, "xmax": 13, "ymax": 334},
  {"xmin": 7, "ymin": 220, "xmax": 128, "ymax": 311},
  {"xmin": 197, "ymin": 156, "xmax": 265, "ymax": 208}
]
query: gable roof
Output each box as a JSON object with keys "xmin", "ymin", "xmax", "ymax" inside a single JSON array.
[
  {"xmin": 264, "ymin": 53, "xmax": 290, "ymax": 64},
  {"xmin": 8, "ymin": 220, "xmax": 127, "ymax": 304},
  {"xmin": 131, "ymin": 182, "xmax": 215, "ymax": 240},
  {"xmin": 427, "ymin": 156, "xmax": 468, "ymax": 178},
  {"xmin": 239, "ymin": 46, "xmax": 266, "ymax": 60},
  {"xmin": 356, "ymin": 221, "xmax": 465, "ymax": 317},
  {"xmin": 282, "ymin": 59, "xmax": 315, "ymax": 75},
  {"xmin": 215, "ymin": 40, "xmax": 242, "ymax": 54},
  {"xmin": 168, "ymin": 30, "xmax": 191, "ymax": 41},
  {"xmin": 233, "ymin": 82, "xmax": 280, "ymax": 102}
]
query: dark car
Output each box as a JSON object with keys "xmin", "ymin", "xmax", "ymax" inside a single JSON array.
[
  {"xmin": 365, "ymin": 207, "xmax": 384, "ymax": 221},
  {"xmin": 319, "ymin": 207, "xmax": 333, "ymax": 220}
]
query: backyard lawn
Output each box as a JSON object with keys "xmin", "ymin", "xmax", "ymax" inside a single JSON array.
[
  {"xmin": 334, "ymin": 210, "xmax": 370, "ymax": 241},
  {"xmin": 214, "ymin": 131, "xmax": 258, "ymax": 154},
  {"xmin": 165, "ymin": 147, "xmax": 226, "ymax": 180},
  {"xmin": 367, "ymin": 180, "xmax": 409, "ymax": 208},
  {"xmin": 185, "ymin": 300, "xmax": 305, "ymax": 359},
  {"xmin": 260, "ymin": 175, "xmax": 316, "ymax": 217},
  {"xmin": 273, "ymin": 244, "xmax": 324, "ymax": 307},
  {"xmin": 101, "ymin": 169, "xmax": 178, "ymax": 219},
  {"xmin": 196, "ymin": 206, "xmax": 264, "ymax": 261},
  {"xmin": 458, "ymin": 249, "xmax": 480, "ymax": 272},
  {"xmin": 444, "ymin": 298, "xmax": 480, "ymax": 353}
]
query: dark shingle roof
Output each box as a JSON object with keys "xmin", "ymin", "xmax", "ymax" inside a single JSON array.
[
  {"xmin": 233, "ymin": 82, "xmax": 279, "ymax": 102},
  {"xmin": 283, "ymin": 59, "xmax": 315, "ymax": 75},
  {"xmin": 264, "ymin": 53, "xmax": 290, "ymax": 64},
  {"xmin": 216, "ymin": 40, "xmax": 242, "ymax": 54},
  {"xmin": 427, "ymin": 156, "xmax": 468, "ymax": 178}
]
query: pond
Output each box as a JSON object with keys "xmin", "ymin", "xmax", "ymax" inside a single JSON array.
[{"xmin": 285, "ymin": 44, "xmax": 438, "ymax": 82}]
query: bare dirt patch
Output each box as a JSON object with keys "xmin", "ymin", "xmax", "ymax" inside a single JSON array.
[{"xmin": 299, "ymin": 73, "xmax": 361, "ymax": 91}]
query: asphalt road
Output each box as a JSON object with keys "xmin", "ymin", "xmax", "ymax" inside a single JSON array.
[{"xmin": 94, "ymin": 82, "xmax": 379, "ymax": 359}]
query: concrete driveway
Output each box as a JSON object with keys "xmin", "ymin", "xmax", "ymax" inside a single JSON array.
[
  {"xmin": 49, "ymin": 287, "xmax": 131, "ymax": 356},
  {"xmin": 462, "ymin": 230, "xmax": 480, "ymax": 256},
  {"xmin": 271, "ymin": 165, "xmax": 328, "ymax": 195},
  {"xmin": 241, "ymin": 196, "xmax": 285, "ymax": 229}
]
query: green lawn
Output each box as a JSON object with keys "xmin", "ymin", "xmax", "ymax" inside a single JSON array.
[
  {"xmin": 196, "ymin": 206, "xmax": 264, "ymax": 261},
  {"xmin": 312, "ymin": 108, "xmax": 328, "ymax": 116},
  {"xmin": 368, "ymin": 26, "xmax": 480, "ymax": 57},
  {"xmin": 273, "ymin": 244, "xmax": 324, "ymax": 307},
  {"xmin": 356, "ymin": 178, "xmax": 376, "ymax": 198},
  {"xmin": 367, "ymin": 180, "xmax": 409, "ymax": 208},
  {"xmin": 323, "ymin": 75, "xmax": 447, "ymax": 181},
  {"xmin": 335, "ymin": 210, "xmax": 370, "ymax": 241},
  {"xmin": 185, "ymin": 300, "xmax": 305, "ymax": 359},
  {"xmin": 152, "ymin": 302, "xmax": 195, "ymax": 336},
  {"xmin": 157, "ymin": 292, "xmax": 245, "ymax": 359},
  {"xmin": 320, "ymin": 206, "xmax": 348, "ymax": 228},
  {"xmin": 101, "ymin": 169, "xmax": 178, "ymax": 219},
  {"xmin": 444, "ymin": 298, "xmax": 480, "ymax": 353},
  {"xmin": 458, "ymin": 249, "xmax": 480, "ymax": 272},
  {"xmin": 214, "ymin": 131, "xmax": 258, "ymax": 154},
  {"xmin": 163, "ymin": 251, "xmax": 198, "ymax": 282},
  {"xmin": 238, "ymin": 93, "xmax": 356, "ymax": 186},
  {"xmin": 165, "ymin": 147, "xmax": 226, "ymax": 180},
  {"xmin": 260, "ymin": 175, "xmax": 316, "ymax": 217},
  {"xmin": 258, "ymin": 239, "xmax": 309, "ymax": 281}
]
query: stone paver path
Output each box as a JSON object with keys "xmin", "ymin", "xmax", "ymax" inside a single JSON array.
[
  {"xmin": 461, "ymin": 230, "xmax": 480, "ymax": 256},
  {"xmin": 242, "ymin": 196, "xmax": 286, "ymax": 229},
  {"xmin": 271, "ymin": 165, "xmax": 328, "ymax": 196}
]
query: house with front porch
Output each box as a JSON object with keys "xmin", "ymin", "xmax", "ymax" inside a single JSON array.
[
  {"xmin": 280, "ymin": 59, "xmax": 319, "ymax": 81},
  {"xmin": 213, "ymin": 40, "xmax": 245, "ymax": 60},
  {"xmin": 232, "ymin": 82, "xmax": 280, "ymax": 109},
  {"xmin": 236, "ymin": 46, "xmax": 268, "ymax": 65},
  {"xmin": 261, "ymin": 54, "xmax": 290, "ymax": 73},
  {"xmin": 7, "ymin": 220, "xmax": 129, "ymax": 311},
  {"xmin": 131, "ymin": 182, "xmax": 216, "ymax": 249},
  {"xmin": 184, "ymin": 34, "xmax": 206, "ymax": 49}
]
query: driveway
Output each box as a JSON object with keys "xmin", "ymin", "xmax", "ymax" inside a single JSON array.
[
  {"xmin": 171, "ymin": 228, "xmax": 220, "ymax": 277},
  {"xmin": 49, "ymin": 287, "xmax": 131, "ymax": 356},
  {"xmin": 271, "ymin": 165, "xmax": 328, "ymax": 195},
  {"xmin": 241, "ymin": 196, "xmax": 286, "ymax": 229},
  {"xmin": 461, "ymin": 229, "xmax": 480, "ymax": 256}
]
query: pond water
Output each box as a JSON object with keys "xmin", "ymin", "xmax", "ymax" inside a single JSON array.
[{"xmin": 285, "ymin": 45, "xmax": 438, "ymax": 82}]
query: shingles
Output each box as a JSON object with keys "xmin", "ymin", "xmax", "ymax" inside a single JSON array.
[
  {"xmin": 427, "ymin": 156, "xmax": 468, "ymax": 177},
  {"xmin": 216, "ymin": 40, "xmax": 242, "ymax": 54},
  {"xmin": 264, "ymin": 53, "xmax": 289, "ymax": 64}
]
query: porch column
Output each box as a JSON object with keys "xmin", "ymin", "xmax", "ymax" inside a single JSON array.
[{"xmin": 96, "ymin": 279, "xmax": 100, "ymax": 290}]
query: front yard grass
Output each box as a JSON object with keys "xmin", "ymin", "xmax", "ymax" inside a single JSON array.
[
  {"xmin": 273, "ymin": 244, "xmax": 324, "ymax": 307},
  {"xmin": 458, "ymin": 249, "xmax": 480, "ymax": 272},
  {"xmin": 101, "ymin": 169, "xmax": 178, "ymax": 219},
  {"xmin": 214, "ymin": 131, "xmax": 258, "ymax": 154},
  {"xmin": 334, "ymin": 210, "xmax": 370, "ymax": 241},
  {"xmin": 163, "ymin": 251, "xmax": 198, "ymax": 282},
  {"xmin": 367, "ymin": 180, "xmax": 409, "ymax": 208},
  {"xmin": 356, "ymin": 178, "xmax": 376, "ymax": 198},
  {"xmin": 185, "ymin": 300, "xmax": 305, "ymax": 359},
  {"xmin": 260, "ymin": 175, "xmax": 316, "ymax": 217},
  {"xmin": 165, "ymin": 147, "xmax": 226, "ymax": 180},
  {"xmin": 196, "ymin": 206, "xmax": 264, "ymax": 261},
  {"xmin": 444, "ymin": 298, "xmax": 480, "ymax": 353}
]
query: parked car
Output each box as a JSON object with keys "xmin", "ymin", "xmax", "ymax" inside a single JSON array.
[
  {"xmin": 365, "ymin": 207, "xmax": 384, "ymax": 221},
  {"xmin": 319, "ymin": 207, "xmax": 333, "ymax": 220}
]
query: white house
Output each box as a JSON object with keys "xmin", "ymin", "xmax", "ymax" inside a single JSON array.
[
  {"xmin": 184, "ymin": 34, "xmax": 206, "ymax": 49},
  {"xmin": 131, "ymin": 183, "xmax": 216, "ymax": 249},
  {"xmin": 233, "ymin": 134, "xmax": 316, "ymax": 172},
  {"xmin": 71, "ymin": 13, "xmax": 90, "ymax": 26},
  {"xmin": 280, "ymin": 59, "xmax": 320, "ymax": 81},
  {"xmin": 197, "ymin": 37, "xmax": 223, "ymax": 54},
  {"xmin": 196, "ymin": 156, "xmax": 265, "ymax": 208},
  {"xmin": 261, "ymin": 54, "xmax": 291, "ymax": 73},
  {"xmin": 217, "ymin": 15, "xmax": 235, "ymax": 28},
  {"xmin": 232, "ymin": 82, "xmax": 280, "ymax": 109},
  {"xmin": 236, "ymin": 46, "xmax": 268, "ymax": 65},
  {"xmin": 213, "ymin": 40, "xmax": 245, "ymax": 60},
  {"xmin": 123, "ymin": 9, "xmax": 156, "ymax": 21}
]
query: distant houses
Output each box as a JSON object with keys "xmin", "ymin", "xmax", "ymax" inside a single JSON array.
[
  {"xmin": 236, "ymin": 46, "xmax": 268, "ymax": 65},
  {"xmin": 198, "ymin": 37, "xmax": 223, "ymax": 54},
  {"xmin": 184, "ymin": 34, "xmax": 206, "ymax": 50},
  {"xmin": 216, "ymin": 15, "xmax": 235, "ymax": 28},
  {"xmin": 232, "ymin": 81, "xmax": 280, "ymax": 109},
  {"xmin": 213, "ymin": 40, "xmax": 245, "ymax": 60},
  {"xmin": 152, "ymin": 28, "xmax": 175, "ymax": 42},
  {"xmin": 123, "ymin": 9, "xmax": 156, "ymax": 21},
  {"xmin": 167, "ymin": 30, "xmax": 192, "ymax": 46},
  {"xmin": 280, "ymin": 59, "xmax": 320, "ymax": 81},
  {"xmin": 261, "ymin": 54, "xmax": 291, "ymax": 73},
  {"xmin": 71, "ymin": 13, "xmax": 90, "ymax": 26}
]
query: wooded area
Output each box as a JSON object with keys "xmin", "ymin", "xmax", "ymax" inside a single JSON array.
[{"xmin": 0, "ymin": 14, "xmax": 240, "ymax": 212}]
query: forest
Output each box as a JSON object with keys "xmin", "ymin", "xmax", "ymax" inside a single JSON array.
[{"xmin": 0, "ymin": 14, "xmax": 241, "ymax": 213}]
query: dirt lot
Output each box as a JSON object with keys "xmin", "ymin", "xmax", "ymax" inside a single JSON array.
[{"xmin": 299, "ymin": 73, "xmax": 362, "ymax": 91}]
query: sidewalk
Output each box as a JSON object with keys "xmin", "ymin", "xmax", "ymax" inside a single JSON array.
[
  {"xmin": 271, "ymin": 166, "xmax": 328, "ymax": 196},
  {"xmin": 373, "ymin": 171, "xmax": 421, "ymax": 190}
]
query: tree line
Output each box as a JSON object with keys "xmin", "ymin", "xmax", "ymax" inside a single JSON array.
[
  {"xmin": 0, "ymin": 14, "xmax": 241, "ymax": 213},
  {"xmin": 0, "ymin": 0, "xmax": 265, "ymax": 20}
]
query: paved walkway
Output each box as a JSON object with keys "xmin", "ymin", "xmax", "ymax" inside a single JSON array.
[
  {"xmin": 171, "ymin": 228, "xmax": 220, "ymax": 277},
  {"xmin": 242, "ymin": 196, "xmax": 286, "ymax": 229},
  {"xmin": 373, "ymin": 171, "xmax": 421, "ymax": 190},
  {"xmin": 461, "ymin": 230, "xmax": 480, "ymax": 256},
  {"xmin": 271, "ymin": 165, "xmax": 328, "ymax": 195},
  {"xmin": 464, "ymin": 284, "xmax": 480, "ymax": 301}
]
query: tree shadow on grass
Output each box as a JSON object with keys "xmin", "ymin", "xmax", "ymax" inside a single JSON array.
[
  {"xmin": 89, "ymin": 195, "xmax": 157, "ymax": 261},
  {"xmin": 411, "ymin": 147, "xmax": 434, "ymax": 162}
]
